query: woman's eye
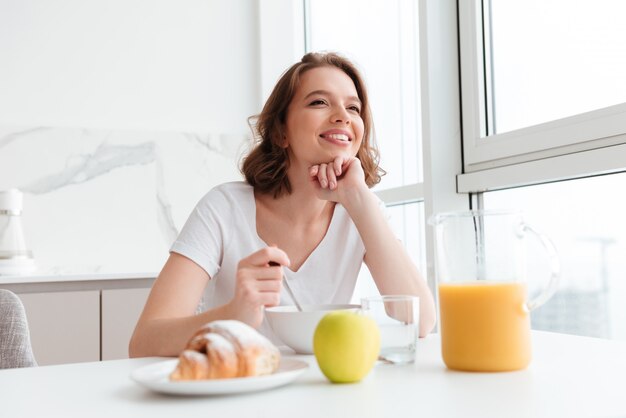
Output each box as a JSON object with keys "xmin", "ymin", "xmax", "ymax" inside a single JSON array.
[
  {"xmin": 348, "ymin": 105, "xmax": 361, "ymax": 114},
  {"xmin": 309, "ymin": 99, "xmax": 327, "ymax": 106}
]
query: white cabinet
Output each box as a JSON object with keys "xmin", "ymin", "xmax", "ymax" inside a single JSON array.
[
  {"xmin": 101, "ymin": 288, "xmax": 151, "ymax": 360},
  {"xmin": 3, "ymin": 274, "xmax": 155, "ymax": 365},
  {"xmin": 16, "ymin": 286, "xmax": 151, "ymax": 365},
  {"xmin": 19, "ymin": 291, "xmax": 100, "ymax": 366}
]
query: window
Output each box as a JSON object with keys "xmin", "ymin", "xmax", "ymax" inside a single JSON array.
[
  {"xmin": 351, "ymin": 202, "xmax": 426, "ymax": 302},
  {"xmin": 458, "ymin": 0, "xmax": 626, "ymax": 341},
  {"xmin": 306, "ymin": 0, "xmax": 422, "ymax": 190},
  {"xmin": 484, "ymin": 173, "xmax": 626, "ymax": 340},
  {"xmin": 274, "ymin": 0, "xmax": 626, "ymax": 340},
  {"xmin": 459, "ymin": 0, "xmax": 626, "ymax": 172},
  {"xmin": 305, "ymin": 0, "xmax": 425, "ymax": 299},
  {"xmin": 489, "ymin": 0, "xmax": 626, "ymax": 134}
]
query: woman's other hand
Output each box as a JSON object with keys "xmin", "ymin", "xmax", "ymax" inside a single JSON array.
[
  {"xmin": 226, "ymin": 246, "xmax": 290, "ymax": 328},
  {"xmin": 309, "ymin": 156, "xmax": 367, "ymax": 203}
]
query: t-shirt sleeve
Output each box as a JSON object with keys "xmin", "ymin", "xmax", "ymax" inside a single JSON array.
[{"xmin": 169, "ymin": 188, "xmax": 231, "ymax": 279}]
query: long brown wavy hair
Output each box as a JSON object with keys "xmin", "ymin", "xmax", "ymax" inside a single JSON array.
[{"xmin": 241, "ymin": 52, "xmax": 384, "ymax": 198}]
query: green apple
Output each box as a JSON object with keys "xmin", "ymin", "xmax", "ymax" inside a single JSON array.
[{"xmin": 313, "ymin": 311, "xmax": 380, "ymax": 383}]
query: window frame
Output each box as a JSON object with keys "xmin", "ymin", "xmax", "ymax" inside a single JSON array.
[{"xmin": 458, "ymin": 0, "xmax": 626, "ymax": 188}]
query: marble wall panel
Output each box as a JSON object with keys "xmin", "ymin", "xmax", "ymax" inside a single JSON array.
[{"xmin": 0, "ymin": 125, "xmax": 250, "ymax": 275}]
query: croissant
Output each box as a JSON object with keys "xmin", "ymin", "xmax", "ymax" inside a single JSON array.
[{"xmin": 170, "ymin": 320, "xmax": 280, "ymax": 381}]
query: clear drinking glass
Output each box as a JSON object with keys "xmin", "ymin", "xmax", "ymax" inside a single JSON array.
[{"xmin": 361, "ymin": 295, "xmax": 419, "ymax": 365}]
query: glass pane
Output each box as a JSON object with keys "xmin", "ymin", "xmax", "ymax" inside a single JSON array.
[
  {"xmin": 489, "ymin": 0, "xmax": 626, "ymax": 134},
  {"xmin": 484, "ymin": 173, "xmax": 626, "ymax": 341},
  {"xmin": 307, "ymin": 0, "xmax": 422, "ymax": 189},
  {"xmin": 352, "ymin": 202, "xmax": 426, "ymax": 302}
]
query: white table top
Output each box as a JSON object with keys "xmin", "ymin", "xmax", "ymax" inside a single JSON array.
[{"xmin": 1, "ymin": 331, "xmax": 624, "ymax": 418}]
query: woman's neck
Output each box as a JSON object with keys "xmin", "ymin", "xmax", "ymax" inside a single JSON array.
[{"xmin": 256, "ymin": 167, "xmax": 334, "ymax": 226}]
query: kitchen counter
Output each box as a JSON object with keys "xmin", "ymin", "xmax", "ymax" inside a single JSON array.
[
  {"xmin": 1, "ymin": 331, "xmax": 624, "ymax": 418},
  {"xmin": 0, "ymin": 272, "xmax": 158, "ymax": 363},
  {"xmin": 0, "ymin": 272, "xmax": 157, "ymax": 293}
]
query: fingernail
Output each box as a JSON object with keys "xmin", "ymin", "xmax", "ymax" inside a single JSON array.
[{"xmin": 330, "ymin": 181, "xmax": 336, "ymax": 189}]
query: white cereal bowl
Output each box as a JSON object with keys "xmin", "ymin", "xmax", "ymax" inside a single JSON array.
[{"xmin": 265, "ymin": 304, "xmax": 360, "ymax": 354}]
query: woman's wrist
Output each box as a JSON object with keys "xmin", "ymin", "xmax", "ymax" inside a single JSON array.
[
  {"xmin": 341, "ymin": 185, "xmax": 377, "ymax": 216},
  {"xmin": 218, "ymin": 301, "xmax": 236, "ymax": 321}
]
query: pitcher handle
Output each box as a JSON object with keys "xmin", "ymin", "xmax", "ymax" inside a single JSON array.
[{"xmin": 523, "ymin": 224, "xmax": 561, "ymax": 312}]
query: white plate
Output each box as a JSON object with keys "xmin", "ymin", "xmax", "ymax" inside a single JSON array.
[{"xmin": 131, "ymin": 358, "xmax": 309, "ymax": 396}]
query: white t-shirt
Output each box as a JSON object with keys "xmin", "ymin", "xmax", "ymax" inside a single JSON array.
[{"xmin": 170, "ymin": 181, "xmax": 371, "ymax": 342}]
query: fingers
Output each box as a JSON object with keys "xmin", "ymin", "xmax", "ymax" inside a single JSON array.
[
  {"xmin": 236, "ymin": 246, "xmax": 288, "ymax": 305},
  {"xmin": 242, "ymin": 246, "xmax": 290, "ymax": 268},
  {"xmin": 238, "ymin": 265, "xmax": 283, "ymax": 281},
  {"xmin": 310, "ymin": 157, "xmax": 351, "ymax": 191},
  {"xmin": 326, "ymin": 163, "xmax": 337, "ymax": 190},
  {"xmin": 231, "ymin": 246, "xmax": 290, "ymax": 326},
  {"xmin": 257, "ymin": 292, "xmax": 281, "ymax": 307},
  {"xmin": 317, "ymin": 163, "xmax": 329, "ymax": 188},
  {"xmin": 237, "ymin": 269, "xmax": 282, "ymax": 294},
  {"xmin": 237, "ymin": 276, "xmax": 281, "ymax": 306},
  {"xmin": 312, "ymin": 162, "xmax": 339, "ymax": 190},
  {"xmin": 333, "ymin": 157, "xmax": 343, "ymax": 177},
  {"xmin": 235, "ymin": 264, "xmax": 283, "ymax": 309},
  {"xmin": 256, "ymin": 277, "xmax": 283, "ymax": 293}
]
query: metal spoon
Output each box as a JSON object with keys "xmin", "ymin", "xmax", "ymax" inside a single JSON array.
[{"xmin": 269, "ymin": 261, "xmax": 303, "ymax": 312}]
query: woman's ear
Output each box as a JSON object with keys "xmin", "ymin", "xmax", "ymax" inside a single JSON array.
[{"xmin": 279, "ymin": 127, "xmax": 289, "ymax": 149}]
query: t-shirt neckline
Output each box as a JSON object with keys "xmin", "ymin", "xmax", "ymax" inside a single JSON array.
[{"xmin": 248, "ymin": 187, "xmax": 338, "ymax": 274}]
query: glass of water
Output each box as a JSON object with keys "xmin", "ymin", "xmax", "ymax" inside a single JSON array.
[{"xmin": 361, "ymin": 295, "xmax": 420, "ymax": 364}]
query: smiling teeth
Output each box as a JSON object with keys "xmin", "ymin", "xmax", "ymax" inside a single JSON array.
[{"xmin": 325, "ymin": 134, "xmax": 349, "ymax": 141}]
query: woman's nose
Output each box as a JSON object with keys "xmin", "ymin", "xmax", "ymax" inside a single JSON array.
[{"xmin": 330, "ymin": 107, "xmax": 350, "ymax": 124}]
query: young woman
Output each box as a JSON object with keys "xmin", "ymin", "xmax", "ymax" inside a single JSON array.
[{"xmin": 129, "ymin": 52, "xmax": 435, "ymax": 357}]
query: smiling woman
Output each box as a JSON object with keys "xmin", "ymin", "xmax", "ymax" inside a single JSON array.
[
  {"xmin": 242, "ymin": 52, "xmax": 382, "ymax": 198},
  {"xmin": 129, "ymin": 52, "xmax": 436, "ymax": 358},
  {"xmin": 286, "ymin": 67, "xmax": 365, "ymax": 188}
]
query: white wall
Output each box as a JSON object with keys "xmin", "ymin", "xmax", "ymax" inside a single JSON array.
[
  {"xmin": 0, "ymin": 0, "xmax": 262, "ymax": 275},
  {"xmin": 0, "ymin": 0, "xmax": 260, "ymax": 133}
]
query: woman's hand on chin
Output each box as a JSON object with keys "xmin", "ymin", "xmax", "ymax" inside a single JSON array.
[{"xmin": 309, "ymin": 156, "xmax": 368, "ymax": 204}]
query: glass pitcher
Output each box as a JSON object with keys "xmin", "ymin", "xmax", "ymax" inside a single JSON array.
[{"xmin": 429, "ymin": 209, "xmax": 560, "ymax": 372}]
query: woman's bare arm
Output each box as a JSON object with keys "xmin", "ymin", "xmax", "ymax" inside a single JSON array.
[
  {"xmin": 346, "ymin": 188, "xmax": 436, "ymax": 337},
  {"xmin": 129, "ymin": 253, "xmax": 225, "ymax": 357},
  {"xmin": 129, "ymin": 247, "xmax": 289, "ymax": 358},
  {"xmin": 311, "ymin": 157, "xmax": 436, "ymax": 337}
]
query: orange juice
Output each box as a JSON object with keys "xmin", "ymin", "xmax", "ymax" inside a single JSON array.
[{"xmin": 438, "ymin": 281, "xmax": 531, "ymax": 372}]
